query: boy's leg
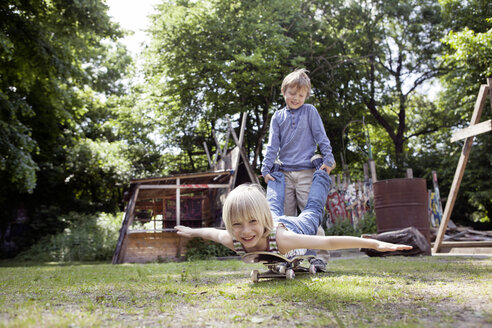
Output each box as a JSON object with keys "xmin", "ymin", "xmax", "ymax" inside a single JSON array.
[
  {"xmin": 266, "ymin": 172, "xmax": 286, "ymax": 218},
  {"xmin": 298, "ymin": 169, "xmax": 330, "ymax": 272},
  {"xmin": 295, "ymin": 170, "xmax": 332, "ymax": 235},
  {"xmin": 283, "ymin": 171, "xmax": 298, "ymax": 216},
  {"xmin": 294, "ymin": 169, "xmax": 315, "ymax": 212}
]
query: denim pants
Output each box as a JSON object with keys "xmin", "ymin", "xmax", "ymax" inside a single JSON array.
[{"xmin": 266, "ymin": 170, "xmax": 332, "ymax": 236}]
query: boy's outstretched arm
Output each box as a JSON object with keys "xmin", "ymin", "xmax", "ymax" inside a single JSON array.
[
  {"xmin": 277, "ymin": 228, "xmax": 412, "ymax": 254},
  {"xmin": 174, "ymin": 225, "xmax": 235, "ymax": 250}
]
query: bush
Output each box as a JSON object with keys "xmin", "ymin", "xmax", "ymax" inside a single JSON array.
[
  {"xmin": 16, "ymin": 212, "xmax": 122, "ymax": 262},
  {"xmin": 356, "ymin": 212, "xmax": 378, "ymax": 235},
  {"xmin": 184, "ymin": 237, "xmax": 236, "ymax": 261},
  {"xmin": 325, "ymin": 212, "xmax": 377, "ymax": 236}
]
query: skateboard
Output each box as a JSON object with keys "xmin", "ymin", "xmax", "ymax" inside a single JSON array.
[{"xmin": 241, "ymin": 251, "xmax": 317, "ymax": 282}]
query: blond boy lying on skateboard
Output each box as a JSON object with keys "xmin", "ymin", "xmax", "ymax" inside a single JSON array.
[{"xmin": 175, "ymin": 170, "xmax": 411, "ymax": 257}]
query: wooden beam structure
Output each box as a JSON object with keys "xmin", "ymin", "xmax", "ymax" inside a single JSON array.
[
  {"xmin": 433, "ymin": 79, "xmax": 492, "ymax": 254},
  {"xmin": 112, "ymin": 187, "xmax": 139, "ymax": 264},
  {"xmin": 450, "ymin": 119, "xmax": 492, "ymax": 142},
  {"xmin": 227, "ymin": 112, "xmax": 260, "ymax": 185}
]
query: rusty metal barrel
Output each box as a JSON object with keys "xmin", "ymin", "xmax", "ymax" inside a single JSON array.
[{"xmin": 373, "ymin": 178, "xmax": 430, "ymax": 243}]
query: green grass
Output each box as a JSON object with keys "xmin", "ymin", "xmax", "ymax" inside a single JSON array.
[{"xmin": 0, "ymin": 256, "xmax": 491, "ymax": 327}]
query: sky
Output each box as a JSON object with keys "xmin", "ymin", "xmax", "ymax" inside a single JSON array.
[{"xmin": 106, "ymin": 0, "xmax": 160, "ymax": 55}]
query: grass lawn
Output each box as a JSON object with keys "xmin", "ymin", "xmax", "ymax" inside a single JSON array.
[{"xmin": 0, "ymin": 254, "xmax": 491, "ymax": 327}]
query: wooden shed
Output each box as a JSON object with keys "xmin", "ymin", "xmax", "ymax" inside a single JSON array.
[
  {"xmin": 112, "ymin": 141, "xmax": 260, "ymax": 263},
  {"xmin": 112, "ymin": 112, "xmax": 261, "ymax": 263},
  {"xmin": 111, "ymin": 170, "xmax": 234, "ymax": 263}
]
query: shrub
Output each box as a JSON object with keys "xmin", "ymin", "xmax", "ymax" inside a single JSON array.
[
  {"xmin": 16, "ymin": 212, "xmax": 122, "ymax": 262},
  {"xmin": 356, "ymin": 212, "xmax": 378, "ymax": 235},
  {"xmin": 325, "ymin": 212, "xmax": 377, "ymax": 236}
]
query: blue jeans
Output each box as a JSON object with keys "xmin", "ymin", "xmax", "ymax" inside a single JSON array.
[{"xmin": 266, "ymin": 170, "xmax": 332, "ymax": 236}]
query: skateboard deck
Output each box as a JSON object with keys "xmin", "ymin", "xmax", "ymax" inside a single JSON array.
[{"xmin": 242, "ymin": 251, "xmax": 316, "ymax": 282}]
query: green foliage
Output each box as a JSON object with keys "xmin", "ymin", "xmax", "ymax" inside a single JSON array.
[
  {"xmin": 435, "ymin": 0, "xmax": 492, "ymax": 224},
  {"xmin": 144, "ymin": 0, "xmax": 317, "ymax": 171},
  {"xmin": 326, "ymin": 218, "xmax": 359, "ymax": 236},
  {"xmin": 0, "ymin": 1, "xmax": 164, "ymax": 255},
  {"xmin": 325, "ymin": 213, "xmax": 377, "ymax": 237},
  {"xmin": 184, "ymin": 237, "xmax": 236, "ymax": 261},
  {"xmin": 64, "ymin": 139, "xmax": 132, "ymax": 211},
  {"xmin": 143, "ymin": 0, "xmax": 447, "ymax": 175},
  {"xmin": 15, "ymin": 212, "xmax": 121, "ymax": 262},
  {"xmin": 0, "ymin": 0, "xmax": 125, "ymax": 194},
  {"xmin": 443, "ymin": 27, "xmax": 492, "ymax": 77},
  {"xmin": 334, "ymin": 0, "xmax": 444, "ymax": 170}
]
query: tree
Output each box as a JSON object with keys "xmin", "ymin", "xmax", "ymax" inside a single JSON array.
[
  {"xmin": 0, "ymin": 0, "xmax": 134, "ymax": 256},
  {"xmin": 322, "ymin": 0, "xmax": 445, "ymax": 171},
  {"xmin": 144, "ymin": 0, "xmax": 323, "ymax": 172},
  {"xmin": 143, "ymin": 0, "xmax": 450, "ymax": 177},
  {"xmin": 434, "ymin": 0, "xmax": 492, "ymax": 223}
]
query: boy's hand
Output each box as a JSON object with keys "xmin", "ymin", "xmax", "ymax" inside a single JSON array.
[
  {"xmin": 263, "ymin": 173, "xmax": 275, "ymax": 183},
  {"xmin": 375, "ymin": 241, "xmax": 413, "ymax": 252},
  {"xmin": 175, "ymin": 225, "xmax": 194, "ymax": 238},
  {"xmin": 320, "ymin": 163, "xmax": 335, "ymax": 174}
]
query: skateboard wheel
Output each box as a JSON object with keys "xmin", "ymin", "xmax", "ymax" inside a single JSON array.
[
  {"xmin": 286, "ymin": 269, "xmax": 295, "ymax": 280},
  {"xmin": 251, "ymin": 270, "xmax": 259, "ymax": 283},
  {"xmin": 309, "ymin": 264, "xmax": 317, "ymax": 275},
  {"xmin": 278, "ymin": 264, "xmax": 286, "ymax": 274}
]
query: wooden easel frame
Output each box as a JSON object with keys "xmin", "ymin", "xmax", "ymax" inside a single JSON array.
[
  {"xmin": 432, "ymin": 78, "xmax": 492, "ymax": 254},
  {"xmin": 226, "ymin": 112, "xmax": 260, "ymax": 186}
]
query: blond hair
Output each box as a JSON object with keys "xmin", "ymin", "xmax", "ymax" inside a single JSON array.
[
  {"xmin": 281, "ymin": 68, "xmax": 311, "ymax": 97},
  {"xmin": 222, "ymin": 184, "xmax": 274, "ymax": 238}
]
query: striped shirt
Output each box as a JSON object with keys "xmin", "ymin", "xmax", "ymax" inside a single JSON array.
[
  {"xmin": 232, "ymin": 224, "xmax": 307, "ymax": 258},
  {"xmin": 233, "ymin": 229, "xmax": 279, "ymax": 255}
]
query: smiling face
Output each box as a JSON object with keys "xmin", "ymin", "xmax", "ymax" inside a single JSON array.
[
  {"xmin": 222, "ymin": 184, "xmax": 274, "ymax": 252},
  {"xmin": 280, "ymin": 69, "xmax": 311, "ymax": 109},
  {"xmin": 230, "ymin": 218, "xmax": 267, "ymax": 251},
  {"xmin": 283, "ymin": 86, "xmax": 308, "ymax": 110}
]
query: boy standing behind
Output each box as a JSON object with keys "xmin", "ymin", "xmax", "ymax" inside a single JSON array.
[
  {"xmin": 261, "ymin": 69, "xmax": 335, "ymax": 270},
  {"xmin": 262, "ymin": 68, "xmax": 335, "ymax": 214}
]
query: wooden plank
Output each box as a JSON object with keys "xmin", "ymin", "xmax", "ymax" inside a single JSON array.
[
  {"xmin": 112, "ymin": 186, "xmax": 140, "ymax": 264},
  {"xmin": 469, "ymin": 85, "xmax": 489, "ymax": 124},
  {"xmin": 130, "ymin": 170, "xmax": 232, "ymax": 184},
  {"xmin": 228, "ymin": 113, "xmax": 246, "ymax": 187},
  {"xmin": 127, "ymin": 229, "xmax": 178, "ymax": 234},
  {"xmin": 212, "ymin": 130, "xmax": 221, "ymax": 165},
  {"xmin": 120, "ymin": 231, "xmax": 191, "ymax": 263},
  {"xmin": 369, "ymin": 160, "xmax": 377, "ymax": 182},
  {"xmin": 433, "ymin": 132, "xmax": 475, "ymax": 253},
  {"xmin": 433, "ymin": 84, "xmax": 490, "ymax": 254},
  {"xmin": 221, "ymin": 130, "xmax": 230, "ymax": 159},
  {"xmin": 435, "ymin": 241, "xmax": 492, "ymax": 248},
  {"xmin": 489, "ymin": 78, "xmax": 492, "ymax": 112},
  {"xmin": 228, "ymin": 113, "xmax": 260, "ymax": 185},
  {"xmin": 203, "ymin": 141, "xmax": 213, "ymax": 167},
  {"xmin": 139, "ymin": 184, "xmax": 230, "ymax": 189},
  {"xmin": 450, "ymin": 119, "xmax": 492, "ymax": 142},
  {"xmin": 176, "ymin": 178, "xmax": 180, "ymax": 226}
]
